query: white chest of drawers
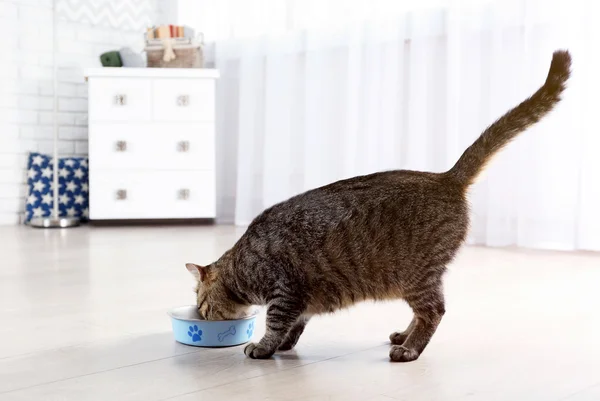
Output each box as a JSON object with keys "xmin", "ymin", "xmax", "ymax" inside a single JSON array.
[{"xmin": 85, "ymin": 68, "xmax": 219, "ymax": 223}]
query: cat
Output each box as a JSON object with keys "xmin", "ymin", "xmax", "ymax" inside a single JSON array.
[{"xmin": 186, "ymin": 50, "xmax": 571, "ymax": 362}]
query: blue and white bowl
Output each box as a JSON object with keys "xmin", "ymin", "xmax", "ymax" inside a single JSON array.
[{"xmin": 168, "ymin": 305, "xmax": 257, "ymax": 347}]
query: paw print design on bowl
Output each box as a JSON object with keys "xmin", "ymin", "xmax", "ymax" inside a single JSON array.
[
  {"xmin": 187, "ymin": 325, "xmax": 203, "ymax": 342},
  {"xmin": 246, "ymin": 321, "xmax": 255, "ymax": 339}
]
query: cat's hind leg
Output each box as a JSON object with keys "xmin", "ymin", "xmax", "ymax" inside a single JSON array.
[
  {"xmin": 389, "ymin": 281, "xmax": 445, "ymax": 362},
  {"xmin": 389, "ymin": 316, "xmax": 416, "ymax": 345}
]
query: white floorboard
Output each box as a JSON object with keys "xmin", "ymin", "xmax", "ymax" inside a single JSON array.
[{"xmin": 1, "ymin": 225, "xmax": 599, "ymax": 400}]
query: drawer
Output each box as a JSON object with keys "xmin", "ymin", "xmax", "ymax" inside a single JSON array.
[
  {"xmin": 89, "ymin": 123, "xmax": 215, "ymax": 171},
  {"xmin": 152, "ymin": 79, "xmax": 215, "ymax": 122},
  {"xmin": 89, "ymin": 78, "xmax": 152, "ymax": 122},
  {"xmin": 89, "ymin": 171, "xmax": 216, "ymax": 220}
]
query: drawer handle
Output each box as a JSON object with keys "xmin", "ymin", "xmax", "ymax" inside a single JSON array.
[
  {"xmin": 177, "ymin": 141, "xmax": 190, "ymax": 152},
  {"xmin": 178, "ymin": 189, "xmax": 190, "ymax": 200},
  {"xmin": 115, "ymin": 189, "xmax": 127, "ymax": 200},
  {"xmin": 114, "ymin": 94, "xmax": 127, "ymax": 106},
  {"xmin": 115, "ymin": 141, "xmax": 127, "ymax": 152},
  {"xmin": 177, "ymin": 95, "xmax": 190, "ymax": 107}
]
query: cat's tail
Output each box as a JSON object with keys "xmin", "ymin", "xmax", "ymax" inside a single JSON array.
[{"xmin": 445, "ymin": 50, "xmax": 571, "ymax": 187}]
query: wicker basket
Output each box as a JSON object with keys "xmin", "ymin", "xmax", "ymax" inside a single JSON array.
[{"xmin": 145, "ymin": 39, "xmax": 203, "ymax": 68}]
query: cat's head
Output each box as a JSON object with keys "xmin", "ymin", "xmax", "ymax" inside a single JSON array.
[{"xmin": 185, "ymin": 261, "xmax": 251, "ymax": 320}]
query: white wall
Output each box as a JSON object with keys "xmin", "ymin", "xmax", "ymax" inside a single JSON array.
[{"xmin": 0, "ymin": 0, "xmax": 165, "ymax": 225}]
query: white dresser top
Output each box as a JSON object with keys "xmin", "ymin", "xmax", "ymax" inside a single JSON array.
[{"xmin": 85, "ymin": 68, "xmax": 219, "ymax": 79}]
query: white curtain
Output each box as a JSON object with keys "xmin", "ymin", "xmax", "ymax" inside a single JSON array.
[{"xmin": 182, "ymin": 0, "xmax": 600, "ymax": 251}]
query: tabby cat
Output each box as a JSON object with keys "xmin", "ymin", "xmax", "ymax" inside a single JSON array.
[{"xmin": 186, "ymin": 50, "xmax": 571, "ymax": 362}]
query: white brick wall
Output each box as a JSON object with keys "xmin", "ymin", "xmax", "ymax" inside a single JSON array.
[{"xmin": 0, "ymin": 0, "xmax": 164, "ymax": 225}]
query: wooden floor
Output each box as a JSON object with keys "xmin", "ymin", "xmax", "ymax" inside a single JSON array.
[{"xmin": 1, "ymin": 225, "xmax": 599, "ymax": 401}]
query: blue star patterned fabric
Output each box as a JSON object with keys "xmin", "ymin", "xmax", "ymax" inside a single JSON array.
[{"xmin": 25, "ymin": 152, "xmax": 89, "ymax": 222}]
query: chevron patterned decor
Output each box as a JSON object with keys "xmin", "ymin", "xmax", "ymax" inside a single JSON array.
[{"xmin": 57, "ymin": 0, "xmax": 157, "ymax": 32}]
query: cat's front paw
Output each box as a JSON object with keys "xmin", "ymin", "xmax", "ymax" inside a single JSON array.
[
  {"xmin": 244, "ymin": 342, "xmax": 274, "ymax": 359},
  {"xmin": 277, "ymin": 340, "xmax": 297, "ymax": 351},
  {"xmin": 389, "ymin": 345, "xmax": 420, "ymax": 362}
]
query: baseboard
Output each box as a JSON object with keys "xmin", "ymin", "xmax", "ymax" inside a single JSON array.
[{"xmin": 89, "ymin": 218, "xmax": 216, "ymax": 226}]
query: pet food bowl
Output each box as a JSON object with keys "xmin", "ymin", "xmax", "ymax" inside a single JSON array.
[{"xmin": 168, "ymin": 305, "xmax": 257, "ymax": 347}]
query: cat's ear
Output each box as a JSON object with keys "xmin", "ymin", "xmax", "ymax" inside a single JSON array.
[{"xmin": 185, "ymin": 263, "xmax": 207, "ymax": 282}]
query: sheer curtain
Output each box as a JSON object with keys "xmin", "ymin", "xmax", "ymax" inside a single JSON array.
[{"xmin": 181, "ymin": 0, "xmax": 600, "ymax": 251}]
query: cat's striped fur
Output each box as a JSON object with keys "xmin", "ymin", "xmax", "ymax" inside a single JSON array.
[{"xmin": 186, "ymin": 50, "xmax": 571, "ymax": 362}]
